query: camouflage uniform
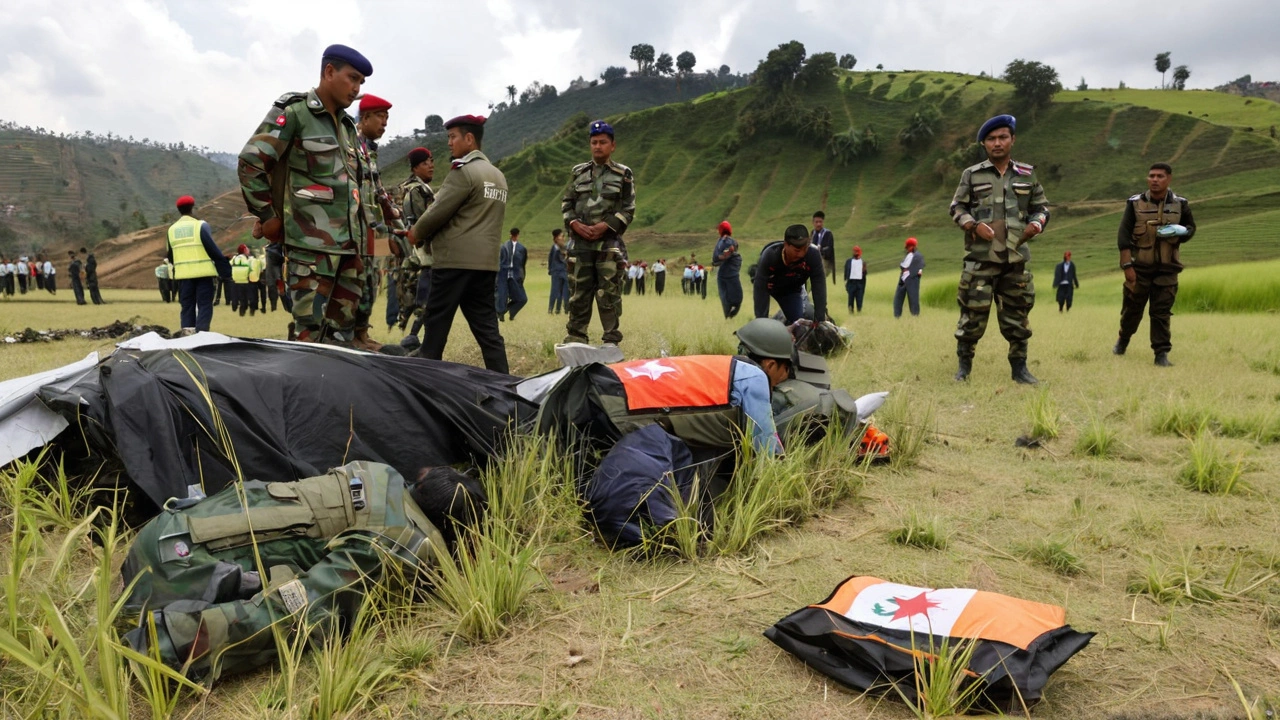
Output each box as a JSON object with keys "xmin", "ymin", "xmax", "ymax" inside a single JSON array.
[
  {"xmin": 948, "ymin": 159, "xmax": 1050, "ymax": 361},
  {"xmin": 354, "ymin": 135, "xmax": 406, "ymax": 333},
  {"xmin": 396, "ymin": 175, "xmax": 436, "ymax": 329},
  {"xmin": 237, "ymin": 89, "xmax": 366, "ymax": 343},
  {"xmin": 562, "ymin": 160, "xmax": 636, "ymax": 344},
  {"xmin": 120, "ymin": 462, "xmax": 444, "ymax": 683}
]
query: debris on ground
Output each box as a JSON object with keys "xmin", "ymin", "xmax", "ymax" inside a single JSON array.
[{"xmin": 3, "ymin": 319, "xmax": 172, "ymax": 344}]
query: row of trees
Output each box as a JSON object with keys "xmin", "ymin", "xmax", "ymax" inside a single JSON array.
[{"xmin": 0, "ymin": 119, "xmax": 217, "ymax": 157}]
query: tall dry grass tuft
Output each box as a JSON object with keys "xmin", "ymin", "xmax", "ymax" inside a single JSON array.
[{"xmin": 1177, "ymin": 425, "xmax": 1246, "ymax": 495}]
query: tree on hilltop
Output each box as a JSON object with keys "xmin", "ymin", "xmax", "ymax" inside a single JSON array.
[
  {"xmin": 506, "ymin": 85, "xmax": 517, "ymax": 105},
  {"xmin": 797, "ymin": 52, "xmax": 839, "ymax": 89},
  {"xmin": 1077, "ymin": 77, "xmax": 1088, "ymax": 91},
  {"xmin": 424, "ymin": 114, "xmax": 444, "ymax": 132},
  {"xmin": 839, "ymin": 53, "xmax": 857, "ymax": 70},
  {"xmin": 1155, "ymin": 52, "xmax": 1171, "ymax": 88},
  {"xmin": 1003, "ymin": 59, "xmax": 1062, "ymax": 110},
  {"xmin": 754, "ymin": 40, "xmax": 807, "ymax": 92},
  {"xmin": 1172, "ymin": 65, "xmax": 1191, "ymax": 91},
  {"xmin": 630, "ymin": 43, "xmax": 655, "ymax": 75},
  {"xmin": 655, "ymin": 52, "xmax": 675, "ymax": 76},
  {"xmin": 601, "ymin": 66, "xmax": 627, "ymax": 83},
  {"xmin": 718, "ymin": 64, "xmax": 731, "ymax": 77},
  {"xmin": 677, "ymin": 51, "xmax": 696, "ymax": 75}
]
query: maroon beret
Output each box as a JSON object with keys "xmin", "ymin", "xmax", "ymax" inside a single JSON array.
[
  {"xmin": 176, "ymin": 195, "xmax": 195, "ymax": 208},
  {"xmin": 444, "ymin": 114, "xmax": 486, "ymax": 129},
  {"xmin": 408, "ymin": 147, "xmax": 432, "ymax": 166}
]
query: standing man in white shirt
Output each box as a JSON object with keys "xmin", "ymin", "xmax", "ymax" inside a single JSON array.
[
  {"xmin": 893, "ymin": 237, "xmax": 925, "ymax": 318},
  {"xmin": 42, "ymin": 256, "xmax": 57, "ymax": 295},
  {"xmin": 843, "ymin": 245, "xmax": 866, "ymax": 313}
]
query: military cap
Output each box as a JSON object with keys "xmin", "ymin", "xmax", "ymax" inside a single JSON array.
[
  {"xmin": 736, "ymin": 318, "xmax": 795, "ymax": 361},
  {"xmin": 977, "ymin": 114, "xmax": 1016, "ymax": 142},
  {"xmin": 904, "ymin": 237, "xmax": 917, "ymax": 249},
  {"xmin": 589, "ymin": 120, "xmax": 614, "ymax": 138},
  {"xmin": 444, "ymin": 114, "xmax": 486, "ymax": 129},
  {"xmin": 358, "ymin": 94, "xmax": 392, "ymax": 114},
  {"xmin": 175, "ymin": 195, "xmax": 195, "ymax": 209},
  {"xmin": 322, "ymin": 44, "xmax": 372, "ymax": 76},
  {"xmin": 719, "ymin": 220, "xmax": 732, "ymax": 235},
  {"xmin": 408, "ymin": 147, "xmax": 432, "ymax": 167},
  {"xmin": 784, "ymin": 224, "xmax": 810, "ymax": 247}
]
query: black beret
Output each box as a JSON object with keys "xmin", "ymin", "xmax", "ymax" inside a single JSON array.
[{"xmin": 322, "ymin": 44, "xmax": 372, "ymax": 77}]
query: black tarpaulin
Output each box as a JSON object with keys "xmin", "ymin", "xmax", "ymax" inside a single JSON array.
[{"xmin": 39, "ymin": 338, "xmax": 536, "ymax": 512}]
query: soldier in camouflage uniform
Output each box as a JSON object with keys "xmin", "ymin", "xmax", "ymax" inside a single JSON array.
[
  {"xmin": 562, "ymin": 120, "xmax": 636, "ymax": 345},
  {"xmin": 120, "ymin": 461, "xmax": 483, "ymax": 683},
  {"xmin": 352, "ymin": 94, "xmax": 408, "ymax": 351},
  {"xmin": 948, "ymin": 115, "xmax": 1050, "ymax": 384},
  {"xmin": 397, "ymin": 147, "xmax": 436, "ymax": 337},
  {"xmin": 237, "ymin": 44, "xmax": 371, "ymax": 345}
]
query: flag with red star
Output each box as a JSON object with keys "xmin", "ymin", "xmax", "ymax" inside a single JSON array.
[{"xmin": 765, "ymin": 575, "xmax": 1094, "ymax": 710}]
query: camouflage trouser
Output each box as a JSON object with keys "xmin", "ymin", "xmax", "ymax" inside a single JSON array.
[
  {"xmin": 285, "ymin": 247, "xmax": 364, "ymax": 342},
  {"xmin": 397, "ymin": 258, "xmax": 422, "ymax": 329},
  {"xmin": 354, "ymin": 254, "xmax": 378, "ymax": 330},
  {"xmin": 955, "ymin": 260, "xmax": 1035, "ymax": 360},
  {"xmin": 1119, "ymin": 271, "xmax": 1178, "ymax": 353},
  {"xmin": 565, "ymin": 240, "xmax": 627, "ymax": 344}
]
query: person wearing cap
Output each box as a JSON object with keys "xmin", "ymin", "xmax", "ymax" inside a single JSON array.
[
  {"xmin": 753, "ymin": 224, "xmax": 828, "ymax": 325},
  {"xmin": 230, "ymin": 244, "xmax": 256, "ymax": 317},
  {"xmin": 353, "ymin": 93, "xmax": 407, "ymax": 350},
  {"xmin": 66, "ymin": 251, "xmax": 85, "ymax": 305},
  {"xmin": 167, "ymin": 196, "xmax": 232, "ymax": 332},
  {"xmin": 237, "ymin": 44, "xmax": 371, "ymax": 345},
  {"xmin": 396, "ymin": 147, "xmax": 436, "ymax": 339},
  {"xmin": 812, "ymin": 211, "xmax": 836, "ymax": 285},
  {"xmin": 712, "ymin": 220, "xmax": 743, "ymax": 319},
  {"xmin": 561, "ymin": 120, "xmax": 636, "ymax": 346},
  {"xmin": 1113, "ymin": 162, "xmax": 1196, "ymax": 366},
  {"xmin": 948, "ymin": 114, "xmax": 1050, "ymax": 384},
  {"xmin": 496, "ymin": 227, "xmax": 528, "ymax": 321},
  {"xmin": 893, "ymin": 237, "xmax": 925, "ymax": 318},
  {"xmin": 409, "ymin": 114, "xmax": 510, "ymax": 373},
  {"xmin": 1053, "ymin": 251, "xmax": 1079, "ymax": 312},
  {"xmin": 844, "ymin": 246, "xmax": 866, "ymax": 313}
]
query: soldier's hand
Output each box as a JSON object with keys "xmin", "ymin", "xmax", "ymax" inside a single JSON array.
[
  {"xmin": 974, "ymin": 222, "xmax": 996, "ymax": 241},
  {"xmin": 261, "ymin": 218, "xmax": 284, "ymax": 243},
  {"xmin": 1020, "ymin": 221, "xmax": 1043, "ymax": 241},
  {"xmin": 252, "ymin": 220, "xmax": 263, "ymax": 239},
  {"xmin": 1123, "ymin": 267, "xmax": 1137, "ymax": 285}
]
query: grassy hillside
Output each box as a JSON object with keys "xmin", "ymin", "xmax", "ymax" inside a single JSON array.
[
  {"xmin": 379, "ymin": 73, "xmax": 748, "ymax": 168},
  {"xmin": 0, "ymin": 128, "xmax": 237, "ymax": 255},
  {"xmin": 486, "ymin": 71, "xmax": 1280, "ymax": 280}
]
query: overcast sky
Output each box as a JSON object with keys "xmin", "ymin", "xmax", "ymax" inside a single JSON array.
[{"xmin": 1, "ymin": 0, "xmax": 1275, "ymax": 152}]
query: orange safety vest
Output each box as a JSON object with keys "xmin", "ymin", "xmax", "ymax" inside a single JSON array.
[{"xmin": 607, "ymin": 355, "xmax": 733, "ymax": 412}]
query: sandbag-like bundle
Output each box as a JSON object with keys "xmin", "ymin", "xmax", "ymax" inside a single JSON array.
[{"xmin": 765, "ymin": 575, "xmax": 1093, "ymax": 710}]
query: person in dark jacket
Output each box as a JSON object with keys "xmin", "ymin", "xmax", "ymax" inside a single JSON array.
[
  {"xmin": 84, "ymin": 249, "xmax": 105, "ymax": 304},
  {"xmin": 548, "ymin": 229, "xmax": 569, "ymax": 314},
  {"xmin": 712, "ymin": 220, "xmax": 743, "ymax": 318},
  {"xmin": 844, "ymin": 245, "xmax": 866, "ymax": 313},
  {"xmin": 893, "ymin": 237, "xmax": 925, "ymax": 318},
  {"xmin": 1053, "ymin": 251, "xmax": 1079, "ymax": 312},
  {"xmin": 812, "ymin": 211, "xmax": 835, "ymax": 285},
  {"xmin": 496, "ymin": 227, "xmax": 528, "ymax": 321},
  {"xmin": 753, "ymin": 224, "xmax": 828, "ymax": 324},
  {"xmin": 67, "ymin": 251, "xmax": 86, "ymax": 305}
]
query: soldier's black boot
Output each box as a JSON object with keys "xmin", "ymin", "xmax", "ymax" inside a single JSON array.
[
  {"xmin": 1112, "ymin": 336, "xmax": 1128, "ymax": 355},
  {"xmin": 1154, "ymin": 352, "xmax": 1173, "ymax": 367},
  {"xmin": 1010, "ymin": 358, "xmax": 1039, "ymax": 385},
  {"xmin": 955, "ymin": 356, "xmax": 972, "ymax": 382}
]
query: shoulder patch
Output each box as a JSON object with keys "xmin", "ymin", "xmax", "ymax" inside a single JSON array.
[
  {"xmin": 273, "ymin": 92, "xmax": 307, "ymax": 108},
  {"xmin": 1012, "ymin": 161, "xmax": 1034, "ymax": 176}
]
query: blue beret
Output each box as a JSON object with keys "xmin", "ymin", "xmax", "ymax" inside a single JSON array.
[
  {"xmin": 977, "ymin": 114, "xmax": 1016, "ymax": 142},
  {"xmin": 589, "ymin": 120, "xmax": 614, "ymax": 138},
  {"xmin": 322, "ymin": 44, "xmax": 372, "ymax": 77}
]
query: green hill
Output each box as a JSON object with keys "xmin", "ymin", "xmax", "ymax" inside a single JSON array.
[
  {"xmin": 483, "ymin": 71, "xmax": 1280, "ymax": 279},
  {"xmin": 0, "ymin": 127, "xmax": 237, "ymax": 256}
]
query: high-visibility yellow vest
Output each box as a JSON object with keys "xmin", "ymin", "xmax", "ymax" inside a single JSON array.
[
  {"xmin": 248, "ymin": 255, "xmax": 263, "ymax": 283},
  {"xmin": 167, "ymin": 215, "xmax": 217, "ymax": 280},
  {"xmin": 231, "ymin": 254, "xmax": 252, "ymax": 283}
]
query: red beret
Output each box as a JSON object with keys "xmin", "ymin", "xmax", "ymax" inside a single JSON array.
[
  {"xmin": 358, "ymin": 94, "xmax": 392, "ymax": 114},
  {"xmin": 237, "ymin": 244, "xmax": 250, "ymax": 255},
  {"xmin": 176, "ymin": 195, "xmax": 195, "ymax": 208},
  {"xmin": 904, "ymin": 237, "xmax": 918, "ymax": 249},
  {"xmin": 444, "ymin": 114, "xmax": 486, "ymax": 129},
  {"xmin": 718, "ymin": 221, "xmax": 732, "ymax": 235}
]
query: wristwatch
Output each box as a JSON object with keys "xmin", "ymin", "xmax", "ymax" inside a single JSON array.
[{"xmin": 1120, "ymin": 261, "xmax": 1134, "ymax": 269}]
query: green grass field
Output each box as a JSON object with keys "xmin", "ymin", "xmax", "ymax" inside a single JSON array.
[{"xmin": 2, "ymin": 269, "xmax": 1279, "ymax": 718}]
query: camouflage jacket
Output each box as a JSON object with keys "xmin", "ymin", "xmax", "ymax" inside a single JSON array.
[
  {"xmin": 561, "ymin": 160, "xmax": 636, "ymax": 248},
  {"xmin": 399, "ymin": 176, "xmax": 437, "ymax": 267},
  {"xmin": 355, "ymin": 134, "xmax": 406, "ymax": 243},
  {"xmin": 949, "ymin": 159, "xmax": 1050, "ymax": 264},
  {"xmin": 120, "ymin": 461, "xmax": 444, "ymax": 683},
  {"xmin": 237, "ymin": 88, "xmax": 363, "ymax": 255}
]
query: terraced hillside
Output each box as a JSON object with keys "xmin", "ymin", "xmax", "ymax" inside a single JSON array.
[
  {"xmin": 485, "ymin": 71, "xmax": 1280, "ymax": 279},
  {"xmin": 0, "ymin": 129, "xmax": 236, "ymax": 255}
]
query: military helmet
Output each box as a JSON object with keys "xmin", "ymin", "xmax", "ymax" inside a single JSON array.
[{"xmin": 735, "ymin": 318, "xmax": 794, "ymax": 361}]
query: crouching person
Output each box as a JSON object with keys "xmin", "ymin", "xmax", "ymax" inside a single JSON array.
[{"xmin": 119, "ymin": 461, "xmax": 482, "ymax": 683}]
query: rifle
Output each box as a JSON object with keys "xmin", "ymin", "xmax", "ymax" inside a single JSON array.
[{"xmin": 365, "ymin": 187, "xmax": 409, "ymax": 259}]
